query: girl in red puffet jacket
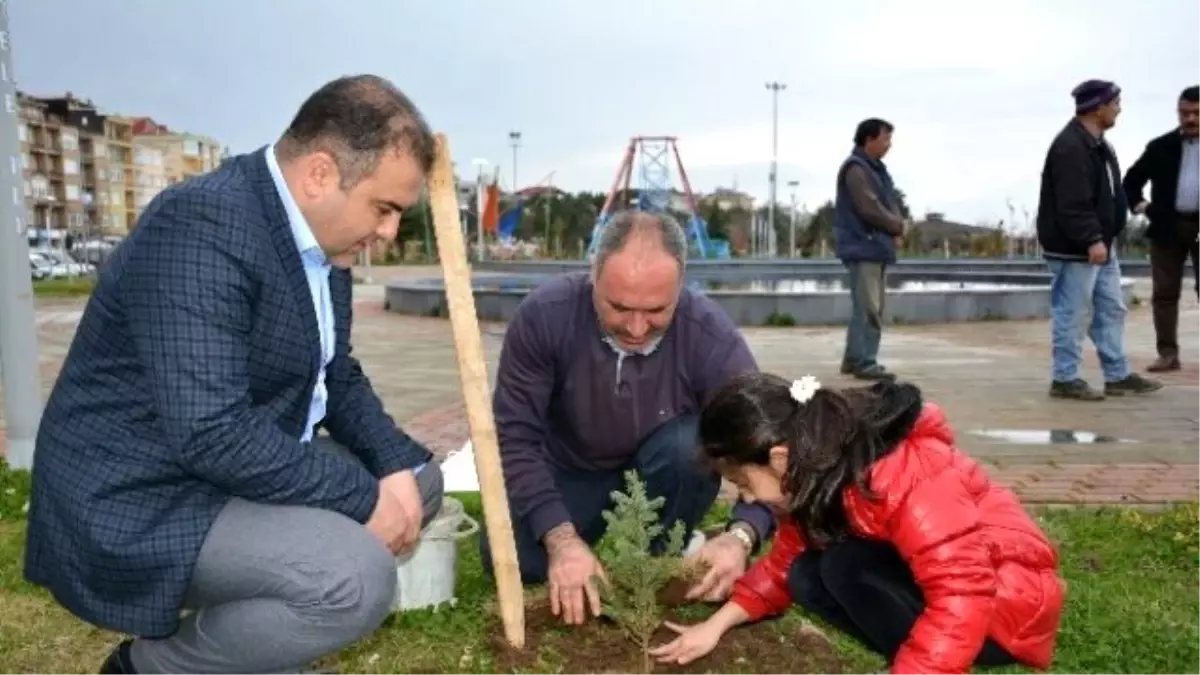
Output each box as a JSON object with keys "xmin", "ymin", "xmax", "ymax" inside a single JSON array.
[{"xmin": 650, "ymin": 373, "xmax": 1065, "ymax": 674}]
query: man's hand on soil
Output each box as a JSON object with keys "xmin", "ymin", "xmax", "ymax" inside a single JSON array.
[
  {"xmin": 545, "ymin": 524, "xmax": 607, "ymax": 625},
  {"xmin": 684, "ymin": 533, "xmax": 749, "ymax": 602}
]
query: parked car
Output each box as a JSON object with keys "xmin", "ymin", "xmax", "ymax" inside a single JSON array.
[
  {"xmin": 30, "ymin": 257, "xmax": 50, "ymax": 281},
  {"xmin": 72, "ymin": 238, "xmax": 118, "ymax": 267},
  {"xmin": 30, "ymin": 251, "xmax": 72, "ymax": 278},
  {"xmin": 32, "ymin": 248, "xmax": 92, "ymax": 277}
]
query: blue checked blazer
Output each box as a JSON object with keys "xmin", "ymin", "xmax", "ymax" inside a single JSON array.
[{"xmin": 23, "ymin": 147, "xmax": 431, "ymax": 638}]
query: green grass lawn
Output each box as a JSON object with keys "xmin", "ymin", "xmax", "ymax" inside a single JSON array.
[
  {"xmin": 0, "ymin": 462, "xmax": 1196, "ymax": 673},
  {"xmin": 32, "ymin": 277, "xmax": 96, "ymax": 298}
]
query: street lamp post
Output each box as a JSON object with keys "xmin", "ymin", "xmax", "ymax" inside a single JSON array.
[
  {"xmin": 787, "ymin": 179, "xmax": 799, "ymax": 258},
  {"xmin": 0, "ymin": 2, "xmax": 44, "ymax": 469},
  {"xmin": 765, "ymin": 81, "xmax": 786, "ymax": 258},
  {"xmin": 508, "ymin": 131, "xmax": 521, "ymax": 193}
]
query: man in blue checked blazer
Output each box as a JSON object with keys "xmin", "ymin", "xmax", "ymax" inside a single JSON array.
[{"xmin": 24, "ymin": 75, "xmax": 446, "ymax": 674}]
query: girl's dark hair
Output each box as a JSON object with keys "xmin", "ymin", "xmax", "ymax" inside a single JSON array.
[{"xmin": 699, "ymin": 372, "xmax": 924, "ymax": 547}]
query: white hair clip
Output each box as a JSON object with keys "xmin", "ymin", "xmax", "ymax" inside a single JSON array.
[{"xmin": 790, "ymin": 375, "xmax": 821, "ymax": 405}]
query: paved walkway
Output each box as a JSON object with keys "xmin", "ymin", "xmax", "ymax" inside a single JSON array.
[{"xmin": 2, "ymin": 275, "xmax": 1196, "ymax": 506}]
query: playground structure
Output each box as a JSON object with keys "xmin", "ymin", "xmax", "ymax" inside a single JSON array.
[{"xmin": 585, "ymin": 136, "xmax": 729, "ymax": 260}]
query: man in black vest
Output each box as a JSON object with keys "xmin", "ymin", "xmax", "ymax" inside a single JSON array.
[
  {"xmin": 832, "ymin": 118, "xmax": 908, "ymax": 381},
  {"xmin": 1122, "ymin": 85, "xmax": 1200, "ymax": 373},
  {"xmin": 1035, "ymin": 79, "xmax": 1162, "ymax": 401}
]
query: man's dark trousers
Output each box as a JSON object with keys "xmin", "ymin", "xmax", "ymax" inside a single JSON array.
[
  {"xmin": 480, "ymin": 414, "xmax": 720, "ymax": 582},
  {"xmin": 1150, "ymin": 213, "xmax": 1200, "ymax": 360},
  {"xmin": 843, "ymin": 261, "xmax": 888, "ymax": 372}
]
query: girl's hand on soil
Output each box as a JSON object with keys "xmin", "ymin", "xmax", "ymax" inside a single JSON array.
[
  {"xmin": 649, "ymin": 619, "xmax": 725, "ymax": 665},
  {"xmin": 650, "ymin": 602, "xmax": 748, "ymax": 665},
  {"xmin": 546, "ymin": 529, "xmax": 607, "ymax": 625}
]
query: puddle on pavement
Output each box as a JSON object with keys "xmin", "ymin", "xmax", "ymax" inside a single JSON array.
[{"xmin": 968, "ymin": 429, "xmax": 1136, "ymax": 444}]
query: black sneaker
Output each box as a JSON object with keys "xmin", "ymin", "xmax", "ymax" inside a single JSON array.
[
  {"xmin": 1049, "ymin": 379, "xmax": 1105, "ymax": 401},
  {"xmin": 852, "ymin": 364, "xmax": 897, "ymax": 381},
  {"xmin": 99, "ymin": 640, "xmax": 136, "ymax": 674},
  {"xmin": 840, "ymin": 361, "xmax": 854, "ymax": 374},
  {"xmin": 1105, "ymin": 373, "xmax": 1164, "ymax": 396}
]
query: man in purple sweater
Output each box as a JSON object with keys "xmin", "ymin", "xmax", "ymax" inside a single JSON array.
[{"xmin": 481, "ymin": 211, "xmax": 774, "ymax": 625}]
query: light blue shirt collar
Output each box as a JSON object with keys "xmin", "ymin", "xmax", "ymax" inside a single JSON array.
[{"xmin": 265, "ymin": 144, "xmax": 327, "ymax": 267}]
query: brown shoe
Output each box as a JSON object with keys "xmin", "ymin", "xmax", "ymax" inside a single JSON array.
[{"xmin": 1146, "ymin": 356, "xmax": 1181, "ymax": 373}]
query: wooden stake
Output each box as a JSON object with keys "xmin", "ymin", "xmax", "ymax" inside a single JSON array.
[{"xmin": 426, "ymin": 133, "xmax": 526, "ymax": 649}]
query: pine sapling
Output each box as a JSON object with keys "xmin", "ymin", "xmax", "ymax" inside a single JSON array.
[{"xmin": 593, "ymin": 470, "xmax": 688, "ymax": 673}]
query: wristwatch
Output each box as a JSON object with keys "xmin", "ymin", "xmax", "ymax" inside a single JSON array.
[{"xmin": 725, "ymin": 521, "xmax": 756, "ymax": 554}]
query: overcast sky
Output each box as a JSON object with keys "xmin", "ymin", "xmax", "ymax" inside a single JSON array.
[{"xmin": 10, "ymin": 0, "xmax": 1198, "ymax": 226}]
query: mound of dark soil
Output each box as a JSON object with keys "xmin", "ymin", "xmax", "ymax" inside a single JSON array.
[{"xmin": 489, "ymin": 598, "xmax": 847, "ymax": 674}]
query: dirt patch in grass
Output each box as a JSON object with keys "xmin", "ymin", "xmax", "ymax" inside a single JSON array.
[{"xmin": 488, "ymin": 598, "xmax": 846, "ymax": 674}]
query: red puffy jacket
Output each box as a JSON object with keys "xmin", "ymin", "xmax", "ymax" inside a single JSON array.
[{"xmin": 730, "ymin": 403, "xmax": 1065, "ymax": 674}]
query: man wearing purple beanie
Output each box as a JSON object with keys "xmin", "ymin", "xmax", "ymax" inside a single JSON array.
[{"xmin": 1034, "ymin": 79, "xmax": 1163, "ymax": 400}]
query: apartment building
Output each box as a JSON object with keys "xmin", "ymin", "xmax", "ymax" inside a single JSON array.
[
  {"xmin": 701, "ymin": 187, "xmax": 756, "ymax": 212},
  {"xmin": 131, "ymin": 117, "xmax": 224, "ymax": 186},
  {"xmin": 102, "ymin": 115, "xmax": 138, "ymax": 232},
  {"xmin": 16, "ymin": 92, "xmax": 222, "ymax": 240},
  {"xmin": 18, "ymin": 93, "xmax": 82, "ymax": 241},
  {"xmin": 18, "ymin": 93, "xmax": 155, "ymax": 237}
]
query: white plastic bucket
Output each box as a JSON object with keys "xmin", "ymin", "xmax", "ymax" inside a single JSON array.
[{"xmin": 392, "ymin": 496, "xmax": 479, "ymax": 612}]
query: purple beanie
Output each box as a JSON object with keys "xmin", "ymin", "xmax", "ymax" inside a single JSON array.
[{"xmin": 1072, "ymin": 79, "xmax": 1121, "ymax": 114}]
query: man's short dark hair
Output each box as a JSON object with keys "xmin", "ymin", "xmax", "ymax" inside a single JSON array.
[
  {"xmin": 277, "ymin": 74, "xmax": 436, "ymax": 188},
  {"xmin": 1181, "ymin": 86, "xmax": 1199, "ymax": 103},
  {"xmin": 854, "ymin": 118, "xmax": 894, "ymax": 147}
]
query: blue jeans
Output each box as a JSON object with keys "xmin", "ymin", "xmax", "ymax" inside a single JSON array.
[{"xmin": 1046, "ymin": 251, "xmax": 1129, "ymax": 383}]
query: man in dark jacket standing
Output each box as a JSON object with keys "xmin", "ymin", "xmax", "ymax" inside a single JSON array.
[
  {"xmin": 1122, "ymin": 85, "xmax": 1200, "ymax": 372},
  {"xmin": 833, "ymin": 118, "xmax": 908, "ymax": 381},
  {"xmin": 1035, "ymin": 80, "xmax": 1162, "ymax": 400}
]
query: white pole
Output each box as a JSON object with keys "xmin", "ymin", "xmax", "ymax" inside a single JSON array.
[
  {"xmin": 476, "ymin": 167, "xmax": 485, "ymax": 262},
  {"xmin": 749, "ymin": 203, "xmax": 757, "ymax": 257},
  {"xmin": 788, "ymin": 185, "xmax": 798, "ymax": 258},
  {"xmin": 0, "ymin": 2, "xmax": 43, "ymax": 469},
  {"xmin": 765, "ymin": 82, "xmax": 785, "ymax": 250},
  {"xmin": 471, "ymin": 159, "xmax": 490, "ymax": 263}
]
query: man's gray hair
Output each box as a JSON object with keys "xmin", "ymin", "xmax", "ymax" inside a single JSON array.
[
  {"xmin": 276, "ymin": 74, "xmax": 437, "ymax": 189},
  {"xmin": 591, "ymin": 210, "xmax": 689, "ymax": 278}
]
